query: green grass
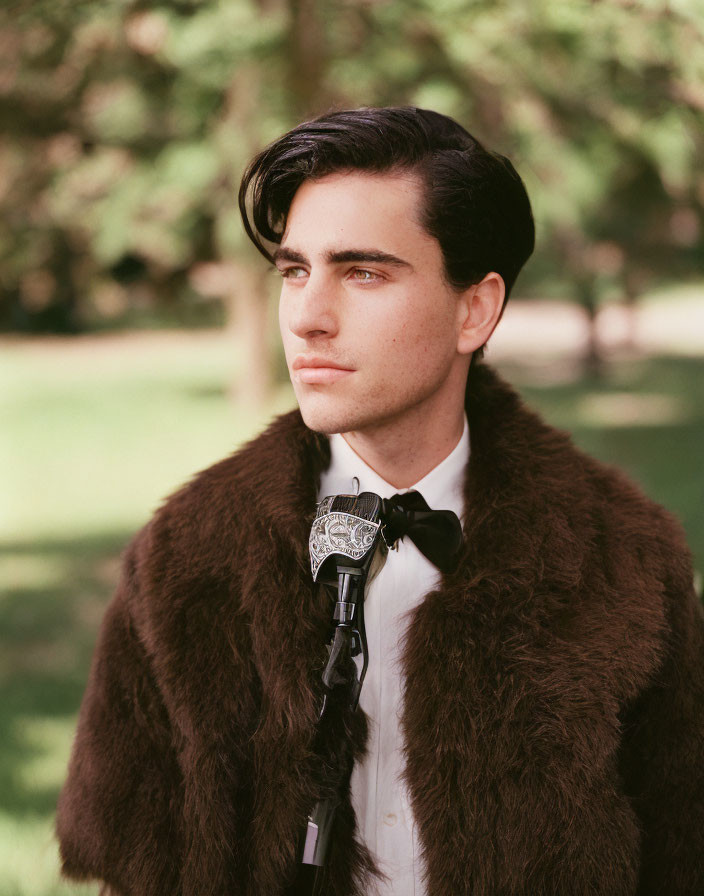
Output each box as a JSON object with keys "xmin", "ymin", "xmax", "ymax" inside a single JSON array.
[
  {"xmin": 1, "ymin": 332, "xmax": 702, "ymax": 893},
  {"xmin": 0, "ymin": 333, "xmax": 293, "ymax": 893},
  {"xmin": 509, "ymin": 354, "xmax": 704, "ymax": 573}
]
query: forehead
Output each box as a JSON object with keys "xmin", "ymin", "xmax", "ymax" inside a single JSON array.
[{"xmin": 281, "ymin": 170, "xmax": 430, "ymax": 251}]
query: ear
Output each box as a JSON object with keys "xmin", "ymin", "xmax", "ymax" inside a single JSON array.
[{"xmin": 455, "ymin": 272, "xmax": 506, "ymax": 356}]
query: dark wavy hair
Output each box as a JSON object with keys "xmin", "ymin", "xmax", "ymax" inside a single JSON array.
[{"xmin": 239, "ymin": 105, "xmax": 535, "ymax": 308}]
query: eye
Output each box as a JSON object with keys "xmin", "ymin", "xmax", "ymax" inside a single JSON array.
[
  {"xmin": 278, "ymin": 266, "xmax": 307, "ymax": 280},
  {"xmin": 349, "ymin": 268, "xmax": 382, "ymax": 283}
]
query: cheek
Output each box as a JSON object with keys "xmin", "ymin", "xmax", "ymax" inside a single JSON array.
[
  {"xmin": 278, "ymin": 296, "xmax": 293, "ymax": 354},
  {"xmin": 370, "ymin": 297, "xmax": 455, "ymax": 368}
]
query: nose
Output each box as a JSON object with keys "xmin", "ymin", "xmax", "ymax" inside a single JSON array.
[{"xmin": 285, "ymin": 270, "xmax": 339, "ymax": 340}]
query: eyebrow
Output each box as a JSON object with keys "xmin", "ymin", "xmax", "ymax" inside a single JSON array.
[{"xmin": 273, "ymin": 246, "xmax": 413, "ymax": 270}]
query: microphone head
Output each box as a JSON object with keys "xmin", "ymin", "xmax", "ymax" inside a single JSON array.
[{"xmin": 309, "ymin": 491, "xmax": 384, "ymax": 583}]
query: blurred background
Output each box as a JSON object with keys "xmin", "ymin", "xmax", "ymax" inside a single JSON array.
[{"xmin": 1, "ymin": 0, "xmax": 703, "ymax": 892}]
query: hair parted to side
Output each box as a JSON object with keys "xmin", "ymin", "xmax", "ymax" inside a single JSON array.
[{"xmin": 238, "ymin": 106, "xmax": 535, "ymax": 342}]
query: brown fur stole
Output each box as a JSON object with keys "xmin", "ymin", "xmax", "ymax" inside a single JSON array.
[{"xmin": 56, "ymin": 363, "xmax": 704, "ymax": 895}]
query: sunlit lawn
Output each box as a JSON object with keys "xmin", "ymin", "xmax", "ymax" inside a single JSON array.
[{"xmin": 1, "ymin": 329, "xmax": 702, "ymax": 894}]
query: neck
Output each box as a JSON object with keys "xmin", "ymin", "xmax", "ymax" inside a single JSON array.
[{"xmin": 340, "ymin": 399, "xmax": 466, "ymax": 490}]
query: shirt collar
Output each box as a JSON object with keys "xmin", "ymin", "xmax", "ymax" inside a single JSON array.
[{"xmin": 318, "ymin": 414, "xmax": 469, "ymax": 525}]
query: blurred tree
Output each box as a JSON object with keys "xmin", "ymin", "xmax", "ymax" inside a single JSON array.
[
  {"xmin": 0, "ymin": 0, "xmax": 702, "ymax": 386},
  {"xmin": 324, "ymin": 0, "xmax": 704, "ymax": 368}
]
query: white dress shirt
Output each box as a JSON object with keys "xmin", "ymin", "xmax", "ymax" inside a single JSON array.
[{"xmin": 317, "ymin": 417, "xmax": 469, "ymax": 895}]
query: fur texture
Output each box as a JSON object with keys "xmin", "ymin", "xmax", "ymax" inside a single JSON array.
[{"xmin": 56, "ymin": 364, "xmax": 704, "ymax": 895}]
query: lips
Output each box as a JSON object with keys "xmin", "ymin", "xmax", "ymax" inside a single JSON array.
[
  {"xmin": 292, "ymin": 355, "xmax": 355, "ymax": 385},
  {"xmin": 292, "ymin": 356, "xmax": 354, "ymax": 371}
]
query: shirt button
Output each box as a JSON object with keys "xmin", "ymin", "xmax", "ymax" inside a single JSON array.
[{"xmin": 383, "ymin": 812, "xmax": 397, "ymax": 826}]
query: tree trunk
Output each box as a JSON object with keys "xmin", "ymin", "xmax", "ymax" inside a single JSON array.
[
  {"xmin": 621, "ymin": 266, "xmax": 644, "ymax": 351},
  {"xmin": 577, "ymin": 275, "xmax": 602, "ymax": 377},
  {"xmin": 287, "ymin": 0, "xmax": 330, "ymax": 118},
  {"xmin": 225, "ymin": 263, "xmax": 272, "ymax": 411}
]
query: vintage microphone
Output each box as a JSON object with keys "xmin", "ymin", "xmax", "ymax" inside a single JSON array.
[
  {"xmin": 294, "ymin": 485, "xmax": 463, "ymax": 894},
  {"xmin": 294, "ymin": 489, "xmax": 387, "ymax": 894}
]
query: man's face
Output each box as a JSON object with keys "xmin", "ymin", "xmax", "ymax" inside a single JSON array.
[{"xmin": 276, "ymin": 170, "xmax": 471, "ymax": 435}]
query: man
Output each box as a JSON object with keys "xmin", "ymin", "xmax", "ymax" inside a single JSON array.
[{"xmin": 57, "ymin": 107, "xmax": 704, "ymax": 895}]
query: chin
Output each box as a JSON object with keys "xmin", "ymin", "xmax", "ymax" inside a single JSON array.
[
  {"xmin": 298, "ymin": 406, "xmax": 352, "ymax": 435},
  {"xmin": 297, "ymin": 391, "xmax": 409, "ymax": 436},
  {"xmin": 296, "ymin": 395, "xmax": 367, "ymax": 435}
]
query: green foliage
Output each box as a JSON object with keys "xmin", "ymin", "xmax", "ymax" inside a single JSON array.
[{"xmin": 0, "ymin": 0, "xmax": 702, "ymax": 331}]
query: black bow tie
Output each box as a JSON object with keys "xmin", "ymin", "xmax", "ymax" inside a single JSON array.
[{"xmin": 380, "ymin": 490, "xmax": 463, "ymax": 574}]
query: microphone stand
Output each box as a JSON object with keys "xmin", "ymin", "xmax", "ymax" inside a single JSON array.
[{"xmin": 293, "ymin": 491, "xmax": 387, "ymax": 895}]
